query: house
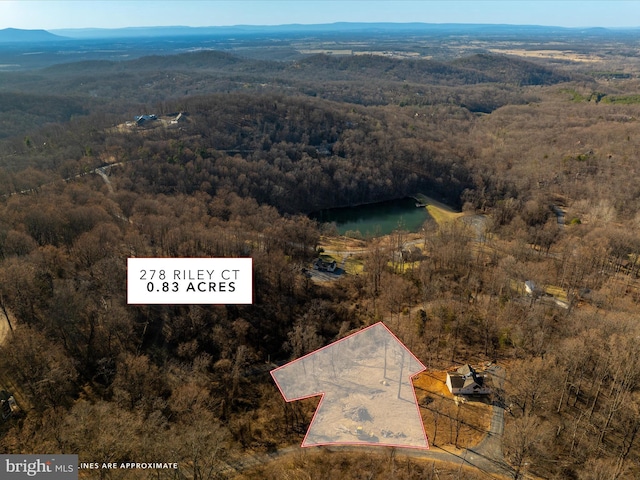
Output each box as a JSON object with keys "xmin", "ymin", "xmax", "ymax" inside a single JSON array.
[
  {"xmin": 446, "ymin": 364, "xmax": 491, "ymax": 396},
  {"xmin": 524, "ymin": 280, "xmax": 536, "ymax": 295},
  {"xmin": 134, "ymin": 114, "xmax": 157, "ymax": 126},
  {"xmin": 313, "ymin": 255, "xmax": 337, "ymax": 272},
  {"xmin": 0, "ymin": 390, "xmax": 17, "ymax": 421},
  {"xmin": 170, "ymin": 112, "xmax": 186, "ymax": 124},
  {"xmin": 402, "ymin": 246, "xmax": 423, "ymax": 262}
]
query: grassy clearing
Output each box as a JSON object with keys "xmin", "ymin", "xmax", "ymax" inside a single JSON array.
[
  {"xmin": 509, "ymin": 279, "xmax": 568, "ymax": 302},
  {"xmin": 388, "ymin": 258, "xmax": 424, "ymax": 273},
  {"xmin": 414, "ymin": 193, "xmax": 464, "ymax": 225},
  {"xmin": 343, "ymin": 255, "xmax": 364, "ymax": 275},
  {"xmin": 560, "ymin": 88, "xmax": 586, "ymax": 103},
  {"xmin": 601, "ymin": 94, "xmax": 640, "ymax": 105},
  {"xmin": 509, "ymin": 279, "xmax": 524, "ymax": 295},
  {"xmin": 487, "ymin": 48, "xmax": 600, "ymax": 63},
  {"xmin": 426, "ymin": 204, "xmax": 464, "ymax": 225},
  {"xmin": 544, "ymin": 285, "xmax": 568, "ymax": 302},
  {"xmin": 318, "ymin": 235, "xmax": 366, "ymax": 252},
  {"xmin": 559, "ymin": 89, "xmax": 640, "ymax": 106}
]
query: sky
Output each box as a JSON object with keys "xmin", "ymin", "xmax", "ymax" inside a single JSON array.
[{"xmin": 1, "ymin": 1, "xmax": 640, "ymax": 30}]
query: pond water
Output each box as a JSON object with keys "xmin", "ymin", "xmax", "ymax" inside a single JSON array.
[{"xmin": 310, "ymin": 197, "xmax": 432, "ymax": 237}]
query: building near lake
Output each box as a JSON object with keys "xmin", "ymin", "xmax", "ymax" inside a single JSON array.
[{"xmin": 314, "ymin": 255, "xmax": 337, "ymax": 272}]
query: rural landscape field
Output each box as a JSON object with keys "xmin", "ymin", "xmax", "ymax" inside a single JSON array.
[{"xmin": 2, "ymin": 6, "xmax": 640, "ymax": 479}]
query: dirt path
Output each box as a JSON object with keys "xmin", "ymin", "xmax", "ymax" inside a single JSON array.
[{"xmin": 94, "ymin": 166, "xmax": 114, "ymax": 193}]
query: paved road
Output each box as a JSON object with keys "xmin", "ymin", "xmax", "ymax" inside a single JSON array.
[
  {"xmin": 224, "ymin": 443, "xmax": 511, "ymax": 478},
  {"xmin": 2, "ymin": 161, "xmax": 128, "ymax": 198},
  {"xmin": 466, "ymin": 365, "xmax": 512, "ymax": 477},
  {"xmin": 94, "ymin": 165, "xmax": 116, "ymax": 193},
  {"xmin": 227, "ymin": 440, "xmax": 512, "ymax": 479}
]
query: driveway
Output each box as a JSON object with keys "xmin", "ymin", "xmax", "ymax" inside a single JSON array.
[{"xmin": 464, "ymin": 365, "xmax": 511, "ymax": 476}]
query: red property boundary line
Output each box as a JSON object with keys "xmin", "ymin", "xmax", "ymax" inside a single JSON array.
[{"xmin": 270, "ymin": 321, "xmax": 430, "ymax": 450}]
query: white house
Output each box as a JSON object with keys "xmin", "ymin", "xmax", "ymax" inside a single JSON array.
[
  {"xmin": 446, "ymin": 364, "xmax": 491, "ymax": 396},
  {"xmin": 524, "ymin": 280, "xmax": 536, "ymax": 295}
]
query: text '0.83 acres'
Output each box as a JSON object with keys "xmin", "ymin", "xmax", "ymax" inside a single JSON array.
[{"xmin": 127, "ymin": 258, "xmax": 253, "ymax": 304}]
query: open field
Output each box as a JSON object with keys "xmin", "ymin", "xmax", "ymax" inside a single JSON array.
[
  {"xmin": 414, "ymin": 194, "xmax": 464, "ymax": 226},
  {"xmin": 342, "ymin": 255, "xmax": 364, "ymax": 275},
  {"xmin": 318, "ymin": 235, "xmax": 367, "ymax": 253},
  {"xmin": 488, "ymin": 48, "xmax": 602, "ymax": 63},
  {"xmin": 544, "ymin": 285, "xmax": 568, "ymax": 302}
]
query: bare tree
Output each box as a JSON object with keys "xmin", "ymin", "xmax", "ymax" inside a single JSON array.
[{"xmin": 503, "ymin": 414, "xmax": 549, "ymax": 480}]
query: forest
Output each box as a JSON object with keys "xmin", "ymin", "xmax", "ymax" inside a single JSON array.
[{"xmin": 1, "ymin": 28, "xmax": 640, "ymax": 479}]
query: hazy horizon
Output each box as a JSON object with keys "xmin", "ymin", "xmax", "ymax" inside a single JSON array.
[{"xmin": 2, "ymin": 1, "xmax": 640, "ymax": 30}]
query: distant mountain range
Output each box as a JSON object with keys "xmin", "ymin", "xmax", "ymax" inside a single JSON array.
[
  {"xmin": 0, "ymin": 24, "xmax": 638, "ymax": 43},
  {"xmin": 0, "ymin": 28, "xmax": 67, "ymax": 43},
  {"xmin": 48, "ymin": 23, "xmax": 639, "ymax": 40}
]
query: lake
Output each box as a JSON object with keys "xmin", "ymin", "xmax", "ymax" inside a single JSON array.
[{"xmin": 310, "ymin": 197, "xmax": 432, "ymax": 237}]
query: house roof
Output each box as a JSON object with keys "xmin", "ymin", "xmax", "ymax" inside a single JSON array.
[
  {"xmin": 457, "ymin": 364, "xmax": 475, "ymax": 376},
  {"xmin": 463, "ymin": 376, "xmax": 484, "ymax": 389},
  {"xmin": 448, "ymin": 364, "xmax": 486, "ymax": 391},
  {"xmin": 317, "ymin": 255, "xmax": 336, "ymax": 265}
]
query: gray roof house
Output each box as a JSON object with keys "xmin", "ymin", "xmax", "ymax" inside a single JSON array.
[
  {"xmin": 446, "ymin": 364, "xmax": 491, "ymax": 396},
  {"xmin": 313, "ymin": 255, "xmax": 337, "ymax": 272}
]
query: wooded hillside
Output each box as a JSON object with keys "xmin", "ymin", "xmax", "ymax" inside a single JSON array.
[{"xmin": 1, "ymin": 44, "xmax": 640, "ymax": 479}]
